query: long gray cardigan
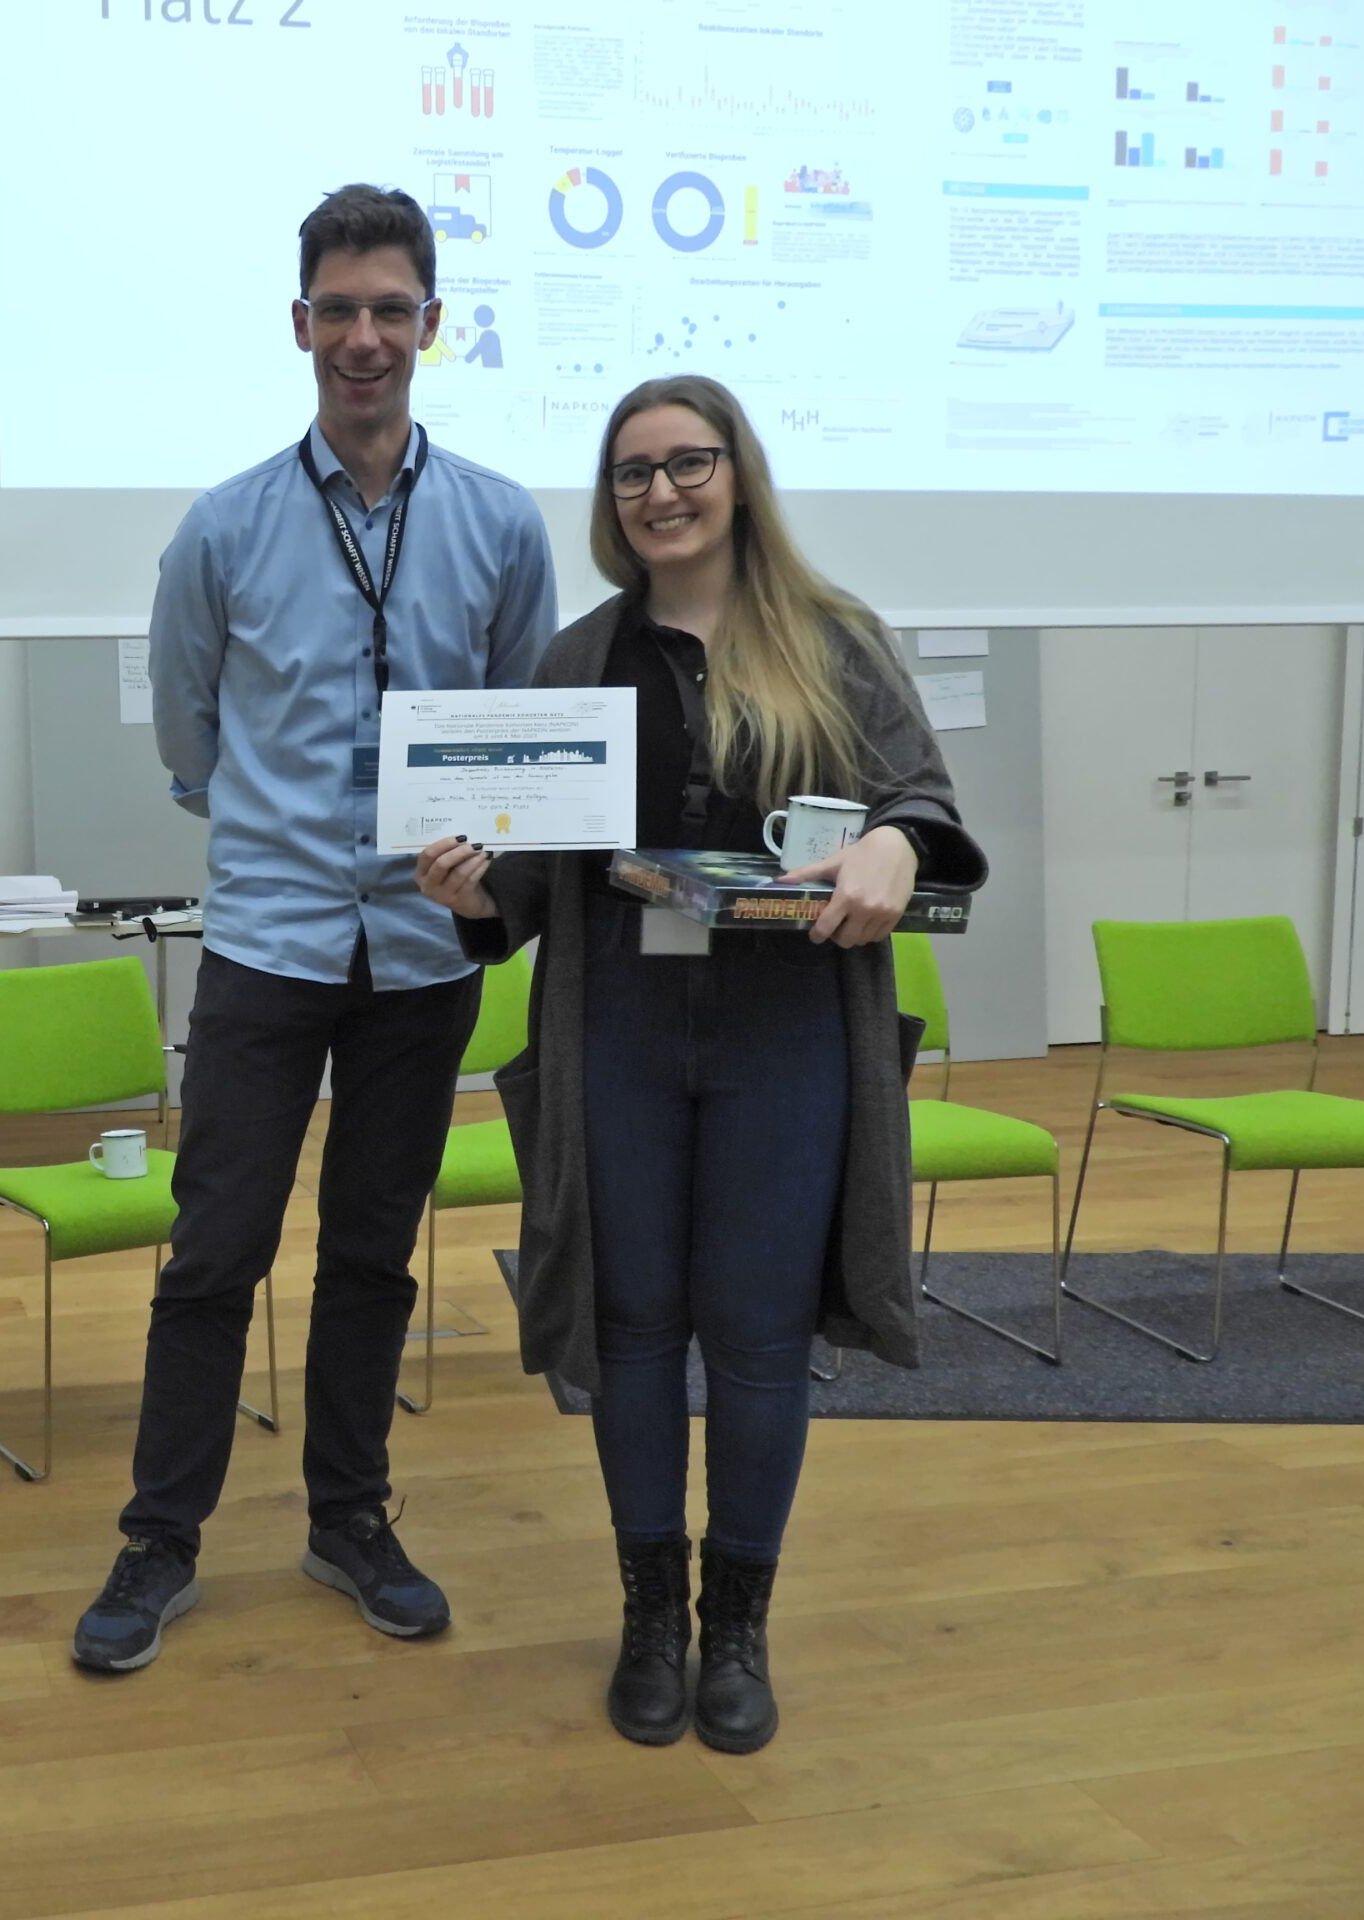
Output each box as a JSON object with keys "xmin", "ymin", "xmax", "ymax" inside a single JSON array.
[{"xmin": 458, "ymin": 595, "xmax": 987, "ymax": 1395}]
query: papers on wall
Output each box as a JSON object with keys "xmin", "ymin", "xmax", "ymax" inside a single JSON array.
[
  {"xmin": 118, "ymin": 635, "xmax": 152, "ymax": 724},
  {"xmin": 0, "ymin": 875, "xmax": 78, "ymax": 931},
  {"xmin": 914, "ymin": 671, "xmax": 987, "ymax": 732},
  {"xmin": 917, "ymin": 629, "xmax": 989, "ymax": 659}
]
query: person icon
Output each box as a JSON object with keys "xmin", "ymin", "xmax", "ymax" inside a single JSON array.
[{"xmin": 464, "ymin": 304, "xmax": 503, "ymax": 368}]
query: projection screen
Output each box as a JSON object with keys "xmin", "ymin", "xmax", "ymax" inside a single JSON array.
[{"xmin": 1, "ymin": 0, "xmax": 1361, "ymax": 626}]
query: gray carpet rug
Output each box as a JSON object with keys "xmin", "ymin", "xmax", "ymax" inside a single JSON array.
[{"xmin": 493, "ymin": 1249, "xmax": 1364, "ymax": 1423}]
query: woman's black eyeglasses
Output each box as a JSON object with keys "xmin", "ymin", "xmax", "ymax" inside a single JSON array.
[{"xmin": 607, "ymin": 447, "xmax": 729, "ymax": 499}]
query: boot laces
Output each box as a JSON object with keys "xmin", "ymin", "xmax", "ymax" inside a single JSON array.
[
  {"xmin": 620, "ymin": 1550, "xmax": 688, "ymax": 1663},
  {"xmin": 703, "ymin": 1557, "xmax": 774, "ymax": 1665}
]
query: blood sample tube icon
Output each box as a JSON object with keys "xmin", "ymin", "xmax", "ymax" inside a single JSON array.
[
  {"xmin": 421, "ymin": 66, "xmax": 433, "ymax": 114},
  {"xmin": 482, "ymin": 68, "xmax": 495, "ymax": 118},
  {"xmin": 433, "ymin": 67, "xmax": 446, "ymax": 113},
  {"xmin": 452, "ymin": 64, "xmax": 464, "ymax": 109},
  {"xmin": 470, "ymin": 67, "xmax": 483, "ymax": 117}
]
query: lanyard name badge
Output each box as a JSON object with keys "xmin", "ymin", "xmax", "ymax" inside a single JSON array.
[{"xmin": 297, "ymin": 424, "xmax": 429, "ymax": 715}]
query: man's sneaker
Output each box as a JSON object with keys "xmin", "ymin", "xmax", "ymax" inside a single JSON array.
[
  {"xmin": 302, "ymin": 1509, "xmax": 450, "ymax": 1638},
  {"xmin": 71, "ymin": 1538, "xmax": 199, "ymax": 1672}
]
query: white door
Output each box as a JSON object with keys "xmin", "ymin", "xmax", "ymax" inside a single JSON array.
[
  {"xmin": 1188, "ymin": 630, "xmax": 1343, "ymax": 1007},
  {"xmin": 1041, "ymin": 629, "xmax": 1197, "ymax": 1044},
  {"xmin": 1042, "ymin": 627, "xmax": 1343, "ymax": 1044}
]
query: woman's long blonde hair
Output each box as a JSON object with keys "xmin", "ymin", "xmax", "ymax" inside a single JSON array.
[{"xmin": 590, "ymin": 375, "xmax": 908, "ymax": 813}]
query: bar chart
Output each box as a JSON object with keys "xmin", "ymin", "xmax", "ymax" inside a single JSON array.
[
  {"xmin": 1114, "ymin": 129, "xmax": 1160, "ymax": 167},
  {"xmin": 1113, "ymin": 129, "xmax": 1231, "ymax": 171},
  {"xmin": 1115, "ymin": 67, "xmax": 1227, "ymax": 104},
  {"xmin": 1268, "ymin": 16, "xmax": 1360, "ymax": 184}
]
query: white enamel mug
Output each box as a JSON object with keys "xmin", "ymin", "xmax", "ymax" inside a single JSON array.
[
  {"xmin": 88, "ymin": 1128, "xmax": 148, "ymax": 1179},
  {"xmin": 761, "ymin": 795, "xmax": 867, "ymax": 872}
]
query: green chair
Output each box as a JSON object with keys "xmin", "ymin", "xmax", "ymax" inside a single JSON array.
[
  {"xmin": 0, "ymin": 955, "xmax": 278, "ymax": 1481},
  {"xmin": 894, "ymin": 934, "xmax": 1062, "ymax": 1363},
  {"xmin": 399, "ymin": 949, "xmax": 531, "ymax": 1414},
  {"xmin": 1062, "ymin": 915, "xmax": 1364, "ymax": 1362}
]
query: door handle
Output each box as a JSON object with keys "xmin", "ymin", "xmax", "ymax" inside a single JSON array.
[
  {"xmin": 1157, "ymin": 771, "xmax": 1193, "ymax": 807},
  {"xmin": 1203, "ymin": 771, "xmax": 1251, "ymax": 787}
]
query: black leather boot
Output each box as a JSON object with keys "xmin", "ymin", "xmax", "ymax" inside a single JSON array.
[
  {"xmin": 606, "ymin": 1535, "xmax": 691, "ymax": 1745},
  {"xmin": 694, "ymin": 1539, "xmax": 779, "ymax": 1754}
]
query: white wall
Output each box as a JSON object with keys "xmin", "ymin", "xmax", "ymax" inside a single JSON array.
[
  {"xmin": 0, "ymin": 640, "xmax": 35, "ymax": 970},
  {"xmin": 5, "ymin": 625, "xmax": 1355, "ymax": 1035}
]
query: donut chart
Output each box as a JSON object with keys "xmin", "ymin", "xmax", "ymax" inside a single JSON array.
[
  {"xmin": 652, "ymin": 170, "xmax": 725, "ymax": 252},
  {"xmin": 549, "ymin": 166, "xmax": 624, "ymax": 249}
]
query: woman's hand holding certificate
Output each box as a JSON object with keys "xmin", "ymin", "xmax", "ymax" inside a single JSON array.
[{"xmin": 415, "ymin": 837, "xmax": 500, "ymax": 918}]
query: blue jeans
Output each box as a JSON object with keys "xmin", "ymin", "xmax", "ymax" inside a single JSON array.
[{"xmin": 582, "ymin": 897, "xmax": 849, "ymax": 1561}]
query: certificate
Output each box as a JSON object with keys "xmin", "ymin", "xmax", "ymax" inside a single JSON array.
[{"xmin": 377, "ymin": 687, "xmax": 637, "ymax": 853}]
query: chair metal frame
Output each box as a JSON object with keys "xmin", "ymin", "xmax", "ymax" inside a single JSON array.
[
  {"xmin": 1062, "ymin": 1005, "xmax": 1364, "ymax": 1365},
  {"xmin": 0, "ymin": 1019, "xmax": 279, "ymax": 1483},
  {"xmin": 398, "ymin": 953, "xmax": 531, "ymax": 1416},
  {"xmin": 397, "ymin": 1193, "xmax": 491, "ymax": 1416},
  {"xmin": 914, "ymin": 1026, "xmax": 1063, "ymax": 1365}
]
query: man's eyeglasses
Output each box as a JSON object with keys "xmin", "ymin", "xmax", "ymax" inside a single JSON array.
[
  {"xmin": 607, "ymin": 447, "xmax": 729, "ymax": 499},
  {"xmin": 300, "ymin": 296, "xmax": 437, "ymax": 333}
]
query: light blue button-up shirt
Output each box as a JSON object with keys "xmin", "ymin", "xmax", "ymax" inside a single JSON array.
[{"xmin": 149, "ymin": 421, "xmax": 557, "ymax": 989}]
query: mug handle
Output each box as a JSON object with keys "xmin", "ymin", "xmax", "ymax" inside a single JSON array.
[
  {"xmin": 88, "ymin": 1144, "xmax": 104, "ymax": 1168},
  {"xmin": 761, "ymin": 809, "xmax": 787, "ymax": 859}
]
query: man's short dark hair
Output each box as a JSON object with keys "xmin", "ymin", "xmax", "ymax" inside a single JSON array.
[{"xmin": 298, "ymin": 184, "xmax": 437, "ymax": 300}]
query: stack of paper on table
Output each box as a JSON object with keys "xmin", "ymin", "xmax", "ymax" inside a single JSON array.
[
  {"xmin": 0, "ymin": 876, "xmax": 78, "ymax": 932},
  {"xmin": 109, "ymin": 911, "xmax": 203, "ymax": 939}
]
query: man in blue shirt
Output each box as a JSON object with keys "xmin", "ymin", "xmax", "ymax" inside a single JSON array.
[{"xmin": 73, "ymin": 185, "xmax": 557, "ymax": 1672}]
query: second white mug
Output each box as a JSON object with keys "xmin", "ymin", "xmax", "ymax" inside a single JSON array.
[
  {"xmin": 88, "ymin": 1128, "xmax": 148, "ymax": 1179},
  {"xmin": 762, "ymin": 795, "xmax": 868, "ymax": 872}
]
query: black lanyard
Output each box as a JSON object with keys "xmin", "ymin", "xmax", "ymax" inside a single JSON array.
[{"xmin": 297, "ymin": 424, "xmax": 429, "ymax": 700}]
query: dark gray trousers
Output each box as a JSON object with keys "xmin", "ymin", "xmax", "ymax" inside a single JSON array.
[{"xmin": 120, "ymin": 941, "xmax": 481, "ymax": 1553}]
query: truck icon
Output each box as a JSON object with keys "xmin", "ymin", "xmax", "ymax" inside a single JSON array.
[{"xmin": 428, "ymin": 173, "xmax": 491, "ymax": 244}]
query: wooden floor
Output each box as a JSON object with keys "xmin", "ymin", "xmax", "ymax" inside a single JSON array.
[{"xmin": 2, "ymin": 1041, "xmax": 1363, "ymax": 1919}]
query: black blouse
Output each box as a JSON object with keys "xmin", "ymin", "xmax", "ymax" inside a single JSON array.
[
  {"xmin": 584, "ymin": 601, "xmax": 769, "ymax": 893},
  {"xmin": 584, "ymin": 597, "xmax": 940, "ymax": 894}
]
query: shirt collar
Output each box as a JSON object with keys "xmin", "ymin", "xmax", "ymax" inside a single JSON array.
[
  {"xmin": 307, "ymin": 418, "xmax": 422, "ymax": 495},
  {"xmin": 618, "ymin": 590, "xmax": 702, "ymax": 654}
]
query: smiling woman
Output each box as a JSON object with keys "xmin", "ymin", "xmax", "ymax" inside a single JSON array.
[
  {"xmin": 416, "ymin": 371, "xmax": 987, "ymax": 1758},
  {"xmin": 589, "ymin": 377, "xmax": 904, "ymax": 815},
  {"xmin": 607, "ymin": 405, "xmax": 739, "ymax": 609}
]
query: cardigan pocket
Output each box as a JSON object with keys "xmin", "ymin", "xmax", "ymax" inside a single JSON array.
[{"xmin": 493, "ymin": 1048, "xmax": 541, "ymax": 1175}]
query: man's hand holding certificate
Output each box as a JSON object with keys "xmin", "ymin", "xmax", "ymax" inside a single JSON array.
[{"xmin": 378, "ymin": 689, "xmax": 637, "ymax": 853}]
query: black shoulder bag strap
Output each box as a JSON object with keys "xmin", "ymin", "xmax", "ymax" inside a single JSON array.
[{"xmin": 654, "ymin": 639, "xmax": 713, "ymax": 848}]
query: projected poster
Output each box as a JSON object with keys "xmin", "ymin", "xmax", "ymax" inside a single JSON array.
[{"xmin": 0, "ymin": 0, "xmax": 1360, "ymax": 495}]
